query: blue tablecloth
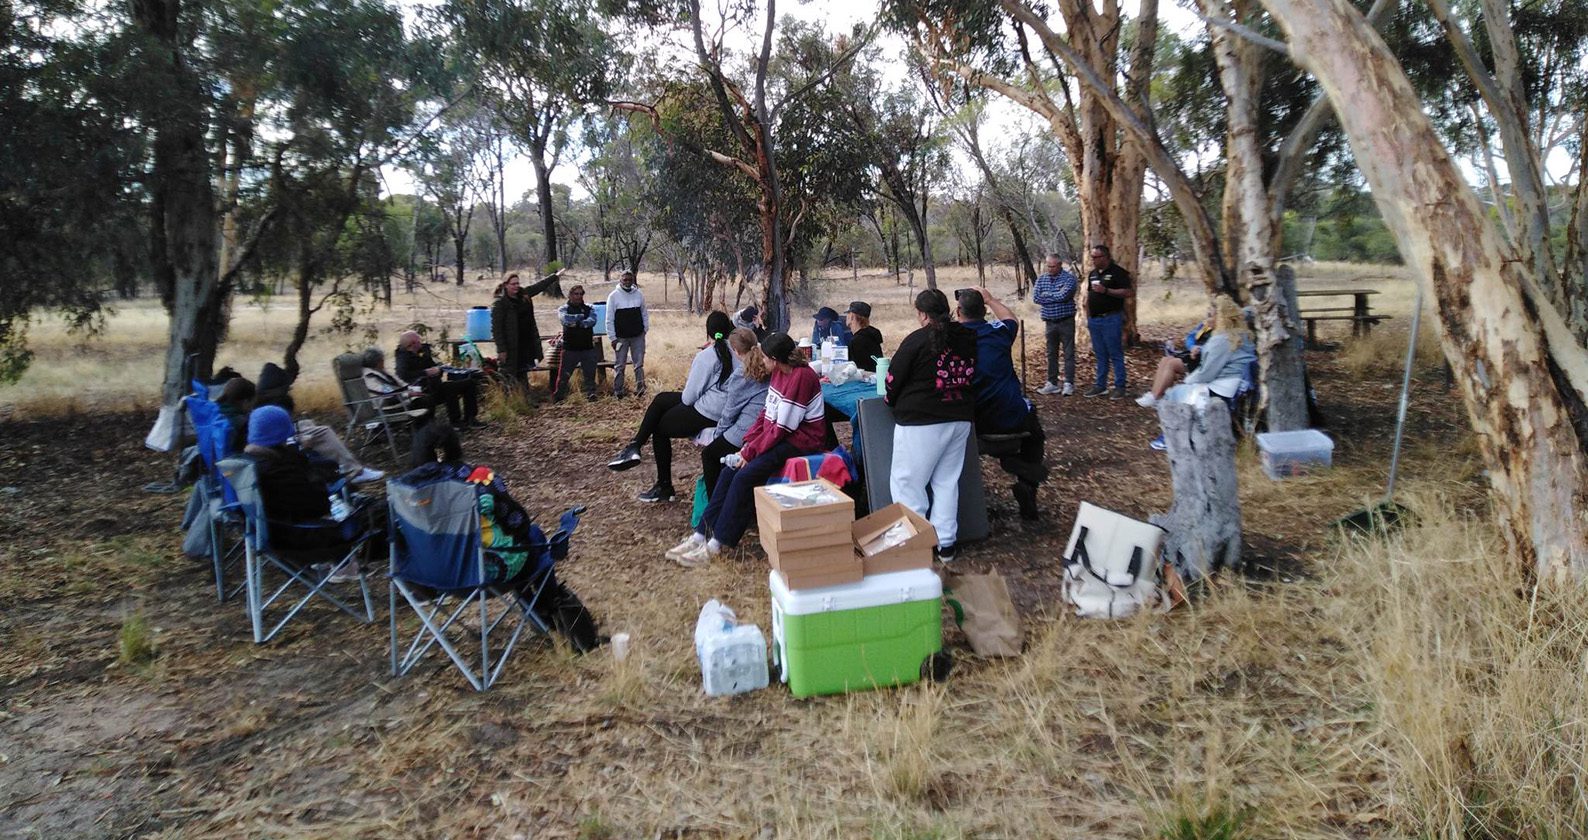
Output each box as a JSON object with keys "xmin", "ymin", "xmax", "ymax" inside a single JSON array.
[
  {"xmin": 822, "ymin": 380, "xmax": 877, "ymax": 421},
  {"xmin": 822, "ymin": 380, "xmax": 879, "ymax": 464}
]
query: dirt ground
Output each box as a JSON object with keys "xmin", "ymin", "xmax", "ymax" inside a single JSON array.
[{"xmin": 0, "ymin": 313, "xmax": 1474, "ymax": 838}]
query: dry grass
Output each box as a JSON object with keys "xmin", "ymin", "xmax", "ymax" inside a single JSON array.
[
  {"xmin": 9, "ymin": 261, "xmax": 1577, "ymax": 838},
  {"xmin": 1333, "ymin": 486, "xmax": 1588, "ymax": 838}
]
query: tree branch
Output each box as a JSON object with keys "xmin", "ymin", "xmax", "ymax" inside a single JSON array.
[
  {"xmin": 1268, "ymin": 0, "xmax": 1393, "ymax": 223},
  {"xmin": 1191, "ymin": 7, "xmax": 1291, "ymax": 57},
  {"xmin": 771, "ymin": 25, "xmax": 877, "ymax": 120}
]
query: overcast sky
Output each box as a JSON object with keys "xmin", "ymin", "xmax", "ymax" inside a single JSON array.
[{"xmin": 379, "ymin": 0, "xmax": 1199, "ymax": 203}]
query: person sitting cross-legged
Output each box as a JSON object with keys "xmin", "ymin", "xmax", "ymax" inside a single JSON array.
[
  {"xmin": 1134, "ymin": 295, "xmax": 1255, "ymax": 410},
  {"xmin": 955, "ymin": 288, "xmax": 1049, "ymax": 520},
  {"xmin": 360, "ymin": 346, "xmax": 434, "ymax": 420},
  {"xmin": 666, "ymin": 332, "xmax": 826, "ymax": 568}
]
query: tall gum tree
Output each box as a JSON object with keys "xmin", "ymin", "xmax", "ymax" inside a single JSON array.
[
  {"xmin": 1259, "ymin": 0, "xmax": 1588, "ymax": 578},
  {"xmin": 887, "ymin": 0, "xmax": 1158, "ymax": 341},
  {"xmin": 610, "ymin": 0, "xmax": 870, "ymax": 331}
]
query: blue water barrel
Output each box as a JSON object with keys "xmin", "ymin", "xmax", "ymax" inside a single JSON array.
[
  {"xmin": 592, "ymin": 301, "xmax": 608, "ymax": 335},
  {"xmin": 465, "ymin": 306, "xmax": 492, "ymax": 341}
]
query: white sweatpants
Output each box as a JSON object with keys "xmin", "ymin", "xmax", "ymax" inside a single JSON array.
[{"xmin": 890, "ymin": 420, "xmax": 972, "ymax": 549}]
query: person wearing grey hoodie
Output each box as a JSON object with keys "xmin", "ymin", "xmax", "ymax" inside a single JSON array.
[
  {"xmin": 699, "ymin": 328, "xmax": 773, "ymax": 494},
  {"xmin": 607, "ymin": 311, "xmax": 738, "ymax": 502}
]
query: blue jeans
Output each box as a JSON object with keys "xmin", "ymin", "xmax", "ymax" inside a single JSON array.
[
  {"xmin": 695, "ymin": 441, "xmax": 802, "ymax": 548},
  {"xmin": 1089, "ymin": 312, "xmax": 1125, "ymax": 390}
]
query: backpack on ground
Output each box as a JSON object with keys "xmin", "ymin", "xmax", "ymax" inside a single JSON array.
[{"xmin": 1061, "ymin": 502, "xmax": 1168, "ymax": 619}]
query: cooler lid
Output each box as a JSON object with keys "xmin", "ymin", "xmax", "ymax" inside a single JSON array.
[{"xmin": 769, "ymin": 568, "xmax": 942, "ymax": 615}]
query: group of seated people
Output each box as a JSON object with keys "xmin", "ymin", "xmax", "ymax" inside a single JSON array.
[
  {"xmin": 218, "ymin": 388, "xmax": 603, "ymax": 652},
  {"xmin": 359, "ymin": 331, "xmax": 488, "ymax": 431},
  {"xmin": 604, "ymin": 287, "xmax": 1053, "ymax": 566}
]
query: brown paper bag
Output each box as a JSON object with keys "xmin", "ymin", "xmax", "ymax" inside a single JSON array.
[{"xmin": 944, "ymin": 570, "xmax": 1023, "ymax": 657}]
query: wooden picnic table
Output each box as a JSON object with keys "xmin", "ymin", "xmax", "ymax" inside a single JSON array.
[
  {"xmin": 446, "ymin": 336, "xmax": 618, "ymax": 387},
  {"xmin": 1294, "ymin": 288, "xmax": 1388, "ymax": 346}
]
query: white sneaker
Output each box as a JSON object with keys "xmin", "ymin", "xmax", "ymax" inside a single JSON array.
[
  {"xmin": 676, "ymin": 542, "xmax": 717, "ymax": 568},
  {"xmin": 1135, "ymin": 393, "xmax": 1157, "ymax": 408},
  {"xmin": 1036, "ymin": 382, "xmax": 1062, "ymax": 395},
  {"xmin": 666, "ymin": 536, "xmax": 703, "ymax": 561},
  {"xmin": 1061, "ymin": 382, "xmax": 1074, "ymax": 396},
  {"xmin": 351, "ymin": 467, "xmax": 385, "ymax": 484},
  {"xmin": 327, "ymin": 561, "xmax": 362, "ymax": 584}
]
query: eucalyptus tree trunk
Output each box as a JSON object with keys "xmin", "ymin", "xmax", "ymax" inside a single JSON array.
[
  {"xmin": 1204, "ymin": 0, "xmax": 1309, "ymax": 430},
  {"xmin": 138, "ymin": 0, "xmax": 223, "ymax": 405},
  {"xmin": 1262, "ymin": 0, "xmax": 1588, "ymax": 579}
]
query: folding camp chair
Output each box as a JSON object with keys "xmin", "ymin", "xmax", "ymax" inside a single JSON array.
[
  {"xmin": 386, "ymin": 473, "xmax": 583, "ymax": 691},
  {"xmin": 1228, "ymin": 358, "xmax": 1261, "ymax": 439},
  {"xmin": 335, "ymin": 353, "xmax": 422, "ymax": 464},
  {"xmin": 184, "ymin": 381, "xmax": 245, "ymax": 601},
  {"xmin": 217, "ymin": 457, "xmax": 377, "ymax": 644}
]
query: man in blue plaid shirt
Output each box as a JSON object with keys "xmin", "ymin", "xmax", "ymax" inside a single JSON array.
[{"xmin": 1031, "ymin": 253, "xmax": 1078, "ymax": 395}]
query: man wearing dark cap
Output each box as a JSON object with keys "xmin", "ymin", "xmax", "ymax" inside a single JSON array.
[
  {"xmin": 811, "ymin": 306, "xmax": 853, "ymax": 346},
  {"xmin": 956, "ymin": 287, "xmax": 1049, "ymax": 519},
  {"xmin": 843, "ymin": 301, "xmax": 884, "ymax": 372}
]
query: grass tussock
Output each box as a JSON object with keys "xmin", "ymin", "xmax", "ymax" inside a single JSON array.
[
  {"xmin": 1338, "ymin": 317, "xmax": 1444, "ymax": 380},
  {"xmin": 118, "ymin": 610, "xmax": 157, "ymax": 666},
  {"xmin": 1330, "ymin": 486, "xmax": 1588, "ymax": 838}
]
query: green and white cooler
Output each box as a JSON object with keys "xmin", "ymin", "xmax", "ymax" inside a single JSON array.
[{"xmin": 769, "ymin": 568, "xmax": 943, "ymax": 698}]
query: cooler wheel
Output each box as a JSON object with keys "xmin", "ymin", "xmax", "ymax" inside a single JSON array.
[{"xmin": 921, "ymin": 650, "xmax": 953, "ymax": 684}]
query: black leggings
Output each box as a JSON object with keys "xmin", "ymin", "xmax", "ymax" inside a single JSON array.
[
  {"xmin": 700, "ymin": 435, "xmax": 740, "ymax": 497},
  {"xmin": 632, "ymin": 391, "xmax": 714, "ymax": 487}
]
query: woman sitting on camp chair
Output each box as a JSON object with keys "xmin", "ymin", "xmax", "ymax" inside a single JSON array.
[
  {"xmin": 407, "ymin": 424, "xmax": 606, "ymax": 654},
  {"xmin": 1134, "ymin": 294, "xmax": 1255, "ymax": 409}
]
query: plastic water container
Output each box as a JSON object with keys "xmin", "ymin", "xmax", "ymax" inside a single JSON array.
[
  {"xmin": 1256, "ymin": 429, "xmax": 1334, "ymax": 479},
  {"xmin": 465, "ymin": 306, "xmax": 492, "ymax": 341},
  {"xmin": 873, "ymin": 357, "xmax": 890, "ymax": 396},
  {"xmin": 694, "ymin": 600, "xmax": 769, "ymax": 697},
  {"xmin": 591, "ymin": 301, "xmax": 607, "ymax": 335}
]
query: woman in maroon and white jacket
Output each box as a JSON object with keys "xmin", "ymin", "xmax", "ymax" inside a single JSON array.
[{"xmin": 667, "ymin": 332, "xmax": 826, "ymax": 567}]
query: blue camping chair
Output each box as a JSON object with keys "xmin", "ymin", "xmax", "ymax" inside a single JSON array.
[
  {"xmin": 1229, "ymin": 358, "xmax": 1261, "ymax": 439},
  {"xmin": 216, "ymin": 457, "xmax": 377, "ymax": 644},
  {"xmin": 386, "ymin": 471, "xmax": 582, "ymax": 691},
  {"xmin": 185, "ymin": 381, "xmax": 246, "ymax": 601}
]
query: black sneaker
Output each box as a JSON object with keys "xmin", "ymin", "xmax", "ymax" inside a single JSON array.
[
  {"xmin": 607, "ymin": 443, "xmax": 642, "ymax": 471},
  {"xmin": 1110, "ymin": 387, "xmax": 1127, "ymax": 400},
  {"xmin": 1012, "ymin": 482, "xmax": 1039, "ymax": 520},
  {"xmin": 936, "ymin": 544, "xmax": 958, "ymax": 563},
  {"xmin": 637, "ymin": 484, "xmax": 676, "ymax": 503},
  {"xmin": 1083, "ymin": 386, "xmax": 1108, "ymax": 398}
]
